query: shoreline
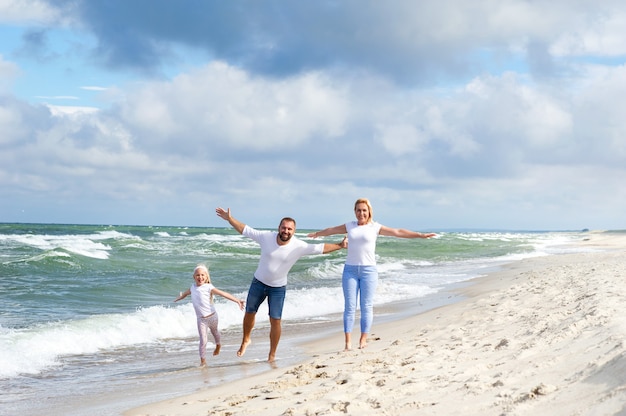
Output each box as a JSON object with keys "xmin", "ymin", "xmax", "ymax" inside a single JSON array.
[{"xmin": 126, "ymin": 231, "xmax": 626, "ymax": 416}]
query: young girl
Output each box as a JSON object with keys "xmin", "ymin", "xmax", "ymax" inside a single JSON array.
[{"xmin": 175, "ymin": 264, "xmax": 245, "ymax": 366}]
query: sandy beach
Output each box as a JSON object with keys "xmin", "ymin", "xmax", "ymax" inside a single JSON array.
[{"xmin": 126, "ymin": 232, "xmax": 626, "ymax": 416}]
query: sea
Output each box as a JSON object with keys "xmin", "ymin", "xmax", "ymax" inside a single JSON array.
[{"xmin": 0, "ymin": 223, "xmax": 599, "ymax": 415}]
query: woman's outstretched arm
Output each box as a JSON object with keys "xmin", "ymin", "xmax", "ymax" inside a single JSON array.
[{"xmin": 307, "ymin": 224, "xmax": 347, "ymax": 238}]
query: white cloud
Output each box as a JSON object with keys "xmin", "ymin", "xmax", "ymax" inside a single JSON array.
[
  {"xmin": 0, "ymin": 54, "xmax": 20, "ymax": 91},
  {"xmin": 0, "ymin": 104, "xmax": 27, "ymax": 145},
  {"xmin": 0, "ymin": 0, "xmax": 61, "ymax": 25},
  {"xmin": 551, "ymin": 9, "xmax": 626, "ymax": 57},
  {"xmin": 117, "ymin": 62, "xmax": 349, "ymax": 152},
  {"xmin": 375, "ymin": 123, "xmax": 429, "ymax": 156},
  {"xmin": 81, "ymin": 86, "xmax": 108, "ymax": 91},
  {"xmin": 46, "ymin": 104, "xmax": 99, "ymax": 115}
]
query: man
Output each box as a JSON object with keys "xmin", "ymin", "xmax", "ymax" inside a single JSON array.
[{"xmin": 216, "ymin": 207, "xmax": 346, "ymax": 363}]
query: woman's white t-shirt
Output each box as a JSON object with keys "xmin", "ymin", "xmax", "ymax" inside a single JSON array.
[{"xmin": 345, "ymin": 221, "xmax": 382, "ymax": 266}]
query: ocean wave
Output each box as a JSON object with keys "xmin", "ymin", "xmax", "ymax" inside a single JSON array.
[
  {"xmin": 0, "ymin": 233, "xmax": 112, "ymax": 260},
  {"xmin": 0, "ymin": 278, "xmax": 441, "ymax": 379},
  {"xmin": 0, "ymin": 305, "xmax": 195, "ymax": 378},
  {"xmin": 95, "ymin": 230, "xmax": 141, "ymax": 241}
]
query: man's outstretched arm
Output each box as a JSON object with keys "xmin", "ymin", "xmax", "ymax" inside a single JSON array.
[
  {"xmin": 216, "ymin": 207, "xmax": 246, "ymax": 234},
  {"xmin": 322, "ymin": 236, "xmax": 348, "ymax": 254}
]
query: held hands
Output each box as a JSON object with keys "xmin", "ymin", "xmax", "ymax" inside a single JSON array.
[{"xmin": 308, "ymin": 231, "xmax": 348, "ymax": 249}]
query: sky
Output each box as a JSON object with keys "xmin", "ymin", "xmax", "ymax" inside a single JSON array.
[{"xmin": 1, "ymin": 0, "xmax": 625, "ymax": 231}]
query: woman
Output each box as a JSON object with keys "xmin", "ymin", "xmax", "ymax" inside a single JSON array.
[{"xmin": 308, "ymin": 198, "xmax": 436, "ymax": 350}]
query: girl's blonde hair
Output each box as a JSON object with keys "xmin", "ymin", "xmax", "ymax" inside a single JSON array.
[{"xmin": 354, "ymin": 198, "xmax": 374, "ymax": 223}]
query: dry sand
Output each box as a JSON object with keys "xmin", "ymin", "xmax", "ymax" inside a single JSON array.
[{"xmin": 126, "ymin": 232, "xmax": 626, "ymax": 416}]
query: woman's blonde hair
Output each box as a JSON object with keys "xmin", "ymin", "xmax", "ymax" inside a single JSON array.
[{"xmin": 354, "ymin": 198, "xmax": 374, "ymax": 223}]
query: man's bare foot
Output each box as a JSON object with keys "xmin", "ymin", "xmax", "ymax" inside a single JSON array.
[
  {"xmin": 200, "ymin": 358, "xmax": 206, "ymax": 367},
  {"xmin": 343, "ymin": 343, "xmax": 352, "ymax": 352},
  {"xmin": 213, "ymin": 344, "xmax": 221, "ymax": 356},
  {"xmin": 267, "ymin": 353, "xmax": 276, "ymax": 363},
  {"xmin": 358, "ymin": 342, "xmax": 367, "ymax": 349},
  {"xmin": 237, "ymin": 339, "xmax": 251, "ymax": 357}
]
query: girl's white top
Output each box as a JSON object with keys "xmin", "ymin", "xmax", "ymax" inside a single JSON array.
[{"xmin": 190, "ymin": 283, "xmax": 217, "ymax": 317}]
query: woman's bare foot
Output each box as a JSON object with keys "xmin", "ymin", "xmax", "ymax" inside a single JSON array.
[
  {"xmin": 237, "ymin": 339, "xmax": 251, "ymax": 357},
  {"xmin": 200, "ymin": 358, "xmax": 207, "ymax": 367},
  {"xmin": 343, "ymin": 333, "xmax": 352, "ymax": 352},
  {"xmin": 213, "ymin": 344, "xmax": 221, "ymax": 356},
  {"xmin": 359, "ymin": 334, "xmax": 368, "ymax": 349}
]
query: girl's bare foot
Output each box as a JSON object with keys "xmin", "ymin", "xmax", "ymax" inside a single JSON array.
[{"xmin": 213, "ymin": 344, "xmax": 221, "ymax": 356}]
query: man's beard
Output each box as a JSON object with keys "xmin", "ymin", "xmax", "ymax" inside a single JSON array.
[{"xmin": 279, "ymin": 232, "xmax": 292, "ymax": 242}]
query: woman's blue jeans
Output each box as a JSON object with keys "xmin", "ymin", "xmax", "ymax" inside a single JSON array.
[{"xmin": 342, "ymin": 264, "xmax": 378, "ymax": 334}]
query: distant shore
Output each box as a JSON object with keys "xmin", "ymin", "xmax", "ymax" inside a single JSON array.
[{"xmin": 125, "ymin": 231, "xmax": 626, "ymax": 415}]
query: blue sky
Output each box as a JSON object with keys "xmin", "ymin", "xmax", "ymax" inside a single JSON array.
[{"xmin": 1, "ymin": 0, "xmax": 626, "ymax": 231}]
